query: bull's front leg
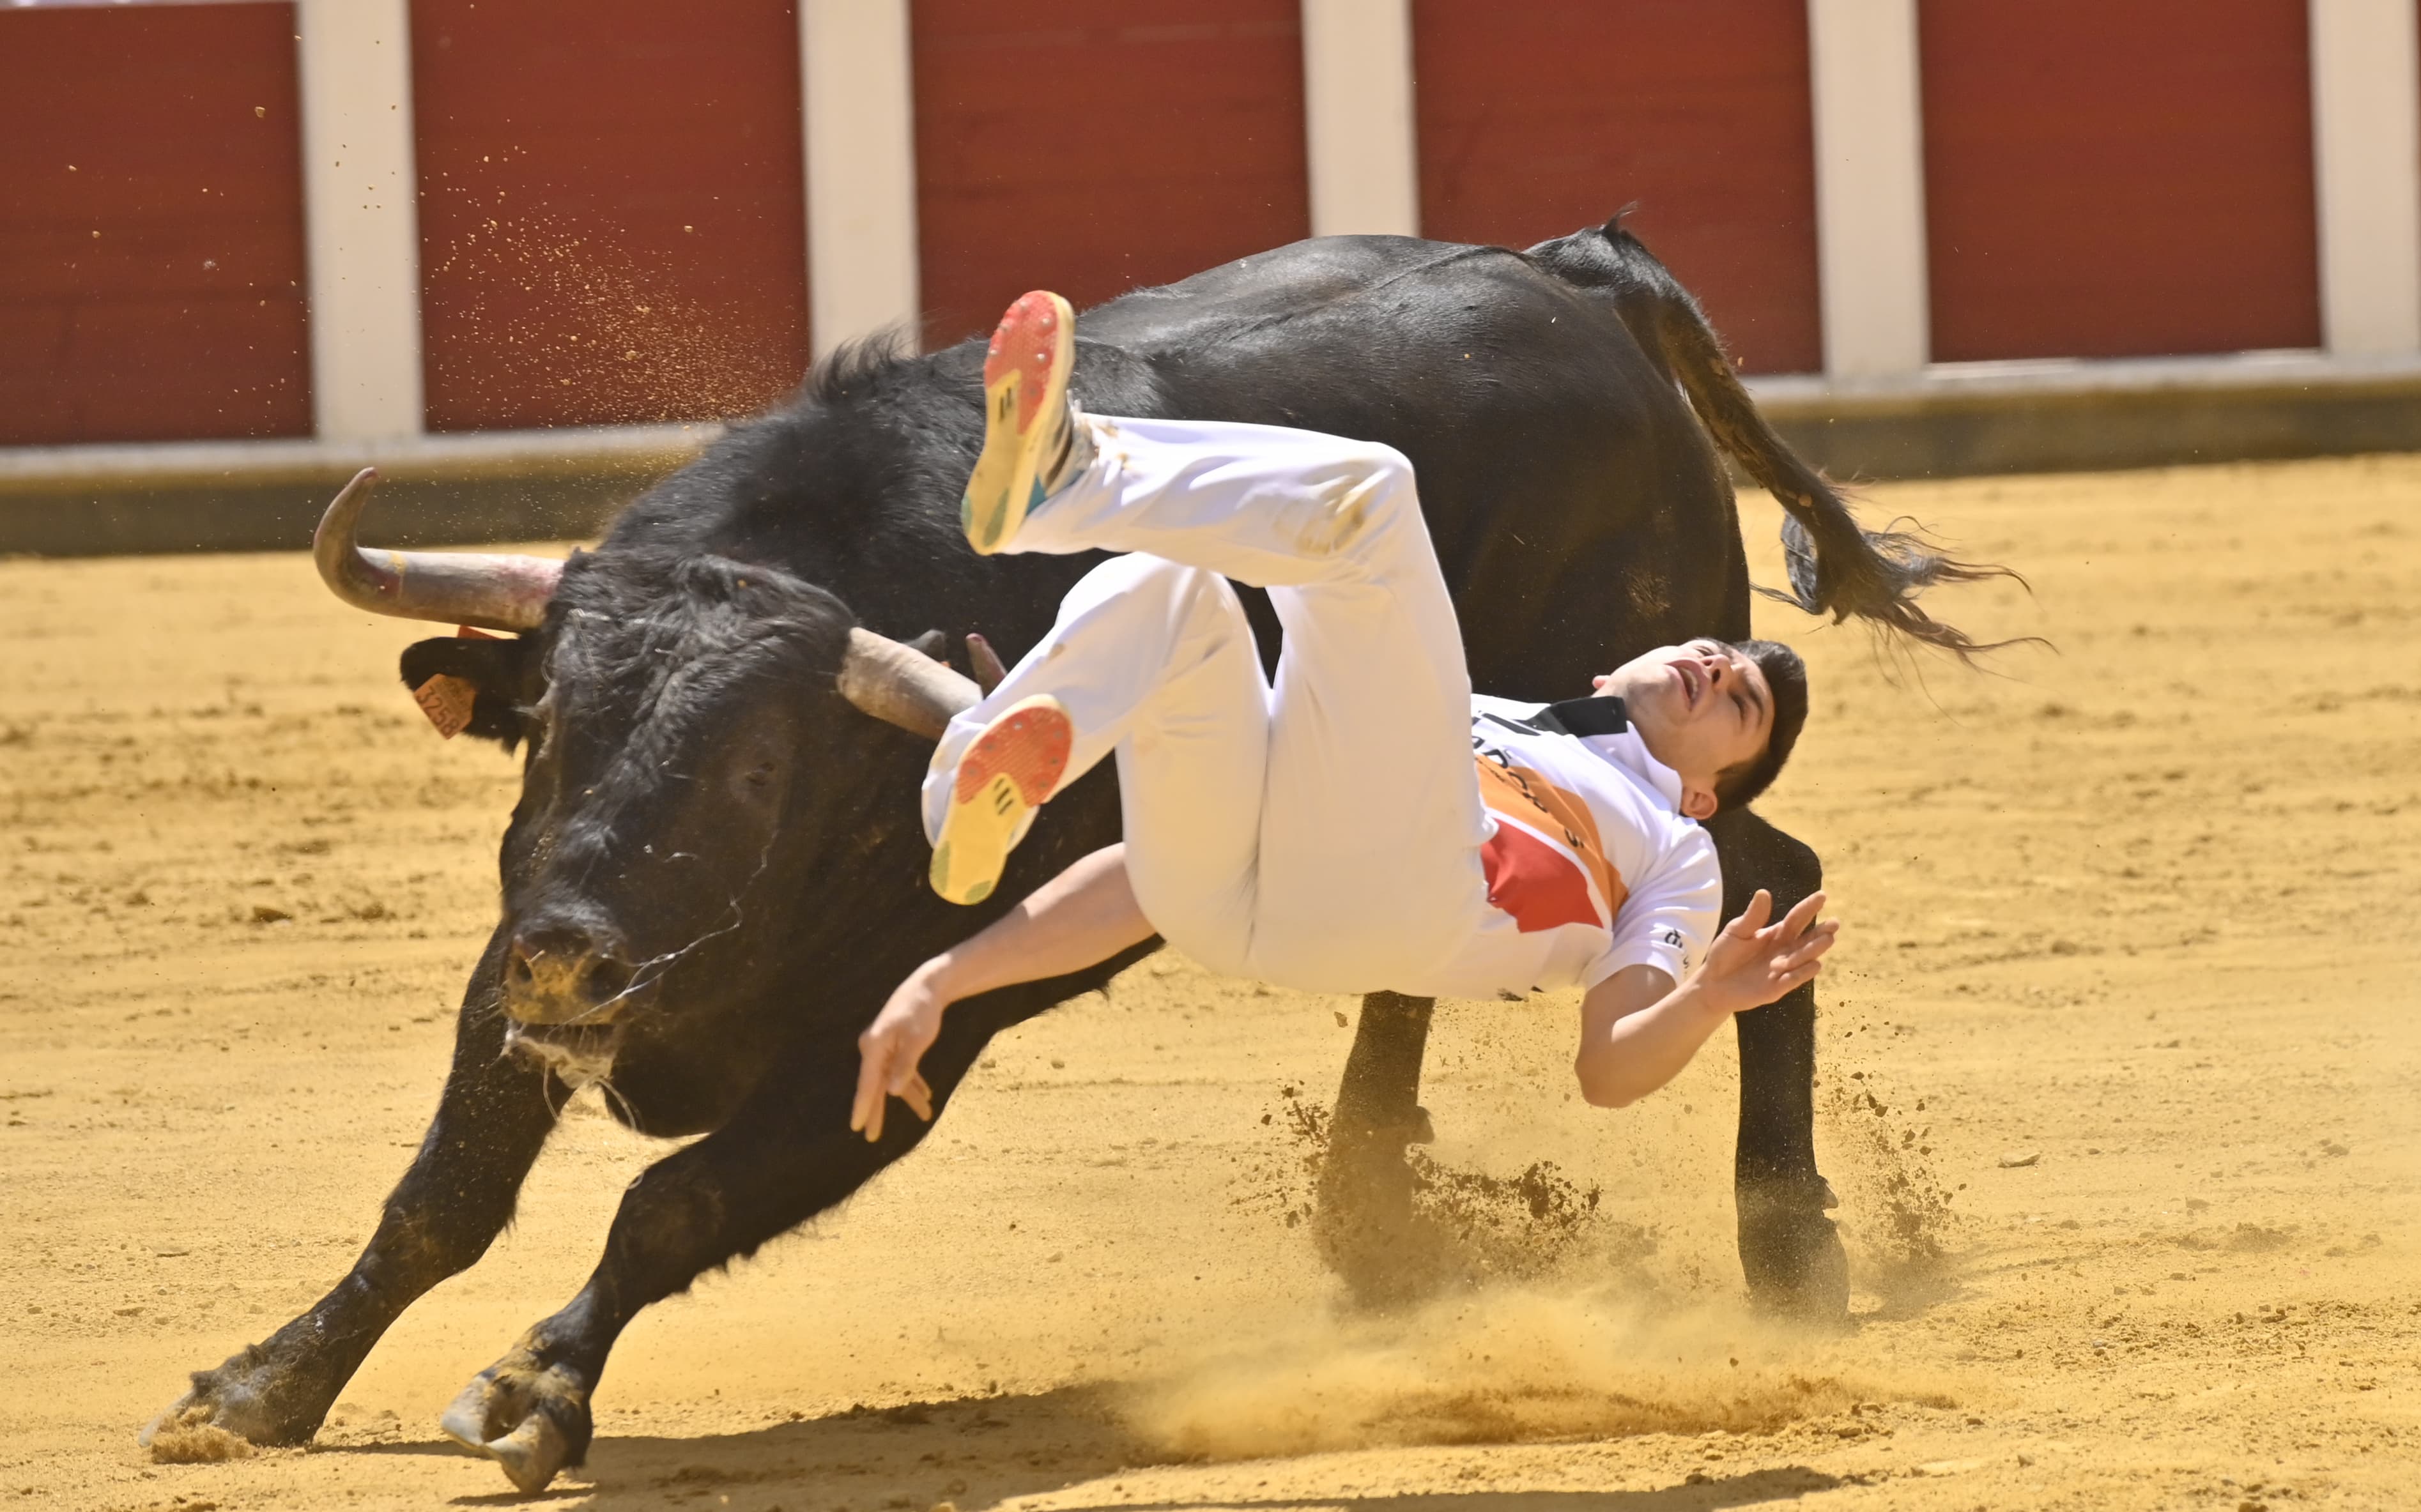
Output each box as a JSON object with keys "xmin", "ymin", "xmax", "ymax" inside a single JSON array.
[
  {"xmin": 145, "ymin": 928, "xmax": 565, "ymax": 1447},
  {"xmin": 437, "ymin": 1009, "xmax": 987, "ymax": 1493},
  {"xmin": 1706, "ymin": 807, "xmax": 1848, "ymax": 1323}
]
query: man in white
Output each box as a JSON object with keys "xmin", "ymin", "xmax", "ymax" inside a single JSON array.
[{"xmin": 852, "ymin": 291, "xmax": 1836, "ymax": 1140}]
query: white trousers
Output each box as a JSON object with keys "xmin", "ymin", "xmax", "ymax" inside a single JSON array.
[{"xmin": 923, "ymin": 415, "xmax": 1493, "ymax": 995}]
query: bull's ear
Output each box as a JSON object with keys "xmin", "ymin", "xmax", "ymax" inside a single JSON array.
[{"xmin": 398, "ymin": 635, "xmax": 537, "ymax": 747}]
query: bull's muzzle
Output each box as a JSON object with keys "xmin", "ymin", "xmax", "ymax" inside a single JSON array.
[{"xmin": 502, "ymin": 919, "xmax": 637, "ymax": 1025}]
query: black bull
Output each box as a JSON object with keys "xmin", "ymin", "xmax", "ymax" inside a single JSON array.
[{"xmin": 151, "ymin": 220, "xmax": 1999, "ymax": 1492}]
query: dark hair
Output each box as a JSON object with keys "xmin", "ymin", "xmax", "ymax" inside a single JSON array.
[{"xmin": 1713, "ymin": 638, "xmax": 1808, "ymax": 811}]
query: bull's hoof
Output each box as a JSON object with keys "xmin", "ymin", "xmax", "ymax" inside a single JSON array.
[
  {"xmin": 440, "ymin": 1347, "xmax": 590, "ymax": 1494},
  {"xmin": 1737, "ymin": 1178, "xmax": 1850, "ymax": 1326},
  {"xmin": 1312, "ymin": 1113, "xmax": 1441, "ymax": 1309},
  {"xmin": 141, "ymin": 1343, "xmax": 323, "ymax": 1458}
]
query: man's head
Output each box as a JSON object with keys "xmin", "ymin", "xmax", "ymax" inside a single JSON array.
[{"xmin": 1592, "ymin": 638, "xmax": 1808, "ymax": 819}]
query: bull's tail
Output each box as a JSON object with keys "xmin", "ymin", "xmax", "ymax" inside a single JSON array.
[{"xmin": 1528, "ymin": 215, "xmax": 2019, "ymax": 660}]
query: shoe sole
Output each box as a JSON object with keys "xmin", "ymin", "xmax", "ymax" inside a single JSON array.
[
  {"xmin": 963, "ymin": 291, "xmax": 1074, "ymax": 555},
  {"xmin": 930, "ymin": 696, "xmax": 1073, "ymax": 905}
]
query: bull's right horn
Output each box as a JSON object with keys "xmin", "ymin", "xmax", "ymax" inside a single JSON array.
[
  {"xmin": 314, "ymin": 468, "xmax": 566, "ymax": 632},
  {"xmin": 836, "ymin": 628, "xmax": 981, "ymax": 740}
]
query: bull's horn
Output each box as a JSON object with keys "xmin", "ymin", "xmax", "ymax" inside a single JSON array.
[
  {"xmin": 313, "ymin": 468, "xmax": 566, "ymax": 632},
  {"xmin": 837, "ymin": 627, "xmax": 981, "ymax": 740},
  {"xmin": 965, "ymin": 632, "xmax": 1008, "ymax": 693}
]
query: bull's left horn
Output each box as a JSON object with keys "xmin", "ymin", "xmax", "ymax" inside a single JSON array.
[
  {"xmin": 836, "ymin": 627, "xmax": 981, "ymax": 740},
  {"xmin": 314, "ymin": 468, "xmax": 565, "ymax": 632}
]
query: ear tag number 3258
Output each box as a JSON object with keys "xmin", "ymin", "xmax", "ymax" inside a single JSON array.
[{"xmin": 411, "ymin": 626, "xmax": 498, "ymax": 739}]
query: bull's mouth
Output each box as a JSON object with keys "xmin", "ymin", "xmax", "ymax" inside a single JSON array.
[{"xmin": 503, "ymin": 1019, "xmax": 626, "ymax": 1090}]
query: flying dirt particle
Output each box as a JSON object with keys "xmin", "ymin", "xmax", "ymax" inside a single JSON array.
[
  {"xmin": 145, "ymin": 1408, "xmax": 254, "ymax": 1464},
  {"xmin": 1999, "ymin": 1150, "xmax": 2040, "ymax": 1168}
]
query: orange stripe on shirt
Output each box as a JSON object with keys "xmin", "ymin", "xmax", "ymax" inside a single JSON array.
[{"xmin": 1474, "ymin": 755, "xmax": 1628, "ymax": 929}]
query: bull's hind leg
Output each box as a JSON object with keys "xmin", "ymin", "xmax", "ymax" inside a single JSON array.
[
  {"xmin": 145, "ymin": 929, "xmax": 564, "ymax": 1449},
  {"xmin": 1706, "ymin": 807, "xmax": 1849, "ymax": 1323},
  {"xmin": 1314, "ymin": 991, "xmax": 1438, "ymax": 1306}
]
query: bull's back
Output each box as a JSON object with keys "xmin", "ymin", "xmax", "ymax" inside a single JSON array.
[{"xmin": 1077, "ymin": 234, "xmax": 1747, "ymax": 699}]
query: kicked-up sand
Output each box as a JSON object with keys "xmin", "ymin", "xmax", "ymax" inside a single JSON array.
[{"xmin": 1, "ymin": 454, "xmax": 2415, "ymax": 1509}]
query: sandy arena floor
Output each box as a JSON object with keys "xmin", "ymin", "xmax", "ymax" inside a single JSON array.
[{"xmin": 2, "ymin": 455, "xmax": 2417, "ymax": 1511}]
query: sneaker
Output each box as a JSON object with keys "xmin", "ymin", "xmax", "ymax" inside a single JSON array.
[
  {"xmin": 963, "ymin": 291, "xmax": 1077, "ymax": 554},
  {"xmin": 929, "ymin": 694, "xmax": 1073, "ymax": 905}
]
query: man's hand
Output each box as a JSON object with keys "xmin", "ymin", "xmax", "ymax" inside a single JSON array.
[
  {"xmin": 1689, "ymin": 888, "xmax": 1837, "ymax": 1016},
  {"xmin": 850, "ymin": 966, "xmax": 946, "ymax": 1143},
  {"xmin": 846, "ymin": 844, "xmax": 1154, "ymax": 1146}
]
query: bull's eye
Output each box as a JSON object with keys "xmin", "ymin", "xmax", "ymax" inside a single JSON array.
[{"xmin": 744, "ymin": 761, "xmax": 776, "ymax": 788}]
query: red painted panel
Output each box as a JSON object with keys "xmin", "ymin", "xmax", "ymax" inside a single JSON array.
[
  {"xmin": 1412, "ymin": 0, "xmax": 1822, "ymax": 376},
  {"xmin": 413, "ymin": 0, "xmax": 809, "ymax": 431},
  {"xmin": 0, "ymin": 2, "xmax": 309, "ymax": 446},
  {"xmin": 912, "ymin": 0, "xmax": 1310, "ymax": 349},
  {"xmin": 1921, "ymin": 0, "xmax": 2320, "ymax": 362}
]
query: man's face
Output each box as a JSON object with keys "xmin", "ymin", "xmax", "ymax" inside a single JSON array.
[{"xmin": 1593, "ymin": 638, "xmax": 1774, "ymax": 819}]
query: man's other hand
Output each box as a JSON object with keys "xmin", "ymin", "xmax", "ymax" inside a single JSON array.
[
  {"xmin": 1692, "ymin": 888, "xmax": 1837, "ymax": 1016},
  {"xmin": 851, "ymin": 967, "xmax": 945, "ymax": 1143}
]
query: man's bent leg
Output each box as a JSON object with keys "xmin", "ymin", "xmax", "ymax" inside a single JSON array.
[
  {"xmin": 923, "ymin": 553, "xmax": 1272, "ymax": 968},
  {"xmin": 1007, "ymin": 415, "xmax": 1444, "ymax": 587},
  {"xmin": 975, "ymin": 414, "xmax": 1487, "ymax": 989},
  {"xmin": 1247, "ymin": 452, "xmax": 1486, "ymax": 990}
]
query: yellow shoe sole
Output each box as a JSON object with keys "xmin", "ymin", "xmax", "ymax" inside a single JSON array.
[
  {"xmin": 962, "ymin": 291, "xmax": 1074, "ymax": 555},
  {"xmin": 929, "ymin": 695, "xmax": 1073, "ymax": 905}
]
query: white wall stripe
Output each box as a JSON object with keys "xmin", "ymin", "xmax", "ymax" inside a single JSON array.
[
  {"xmin": 801, "ymin": 0, "xmax": 921, "ymax": 358},
  {"xmin": 2309, "ymin": 0, "xmax": 2421, "ymax": 356},
  {"xmin": 1806, "ymin": 0, "xmax": 1931, "ymax": 380},
  {"xmin": 1300, "ymin": 0, "xmax": 1420, "ymax": 238},
  {"xmin": 295, "ymin": 0, "xmax": 423, "ymax": 441}
]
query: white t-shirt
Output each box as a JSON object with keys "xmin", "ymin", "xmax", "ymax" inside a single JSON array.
[{"xmin": 1420, "ymin": 694, "xmax": 1722, "ymax": 1001}]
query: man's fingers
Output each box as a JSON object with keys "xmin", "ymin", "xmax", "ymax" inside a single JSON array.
[
  {"xmin": 887, "ymin": 1038, "xmax": 930, "ymax": 1096},
  {"xmin": 854, "ymin": 1033, "xmax": 894, "ymax": 1143},
  {"xmin": 1725, "ymin": 889, "xmax": 1774, "ymax": 937},
  {"xmin": 1775, "ymin": 890, "xmax": 1826, "ymax": 941},
  {"xmin": 902, "ymin": 1074, "xmax": 935, "ymax": 1123},
  {"xmin": 1772, "ymin": 924, "xmax": 1838, "ymax": 975},
  {"xmin": 850, "ymin": 1044, "xmax": 880, "ymax": 1136}
]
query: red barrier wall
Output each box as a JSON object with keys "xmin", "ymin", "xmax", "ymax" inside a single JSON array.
[
  {"xmin": 912, "ymin": 0, "xmax": 1311, "ymax": 349},
  {"xmin": 411, "ymin": 0, "xmax": 810, "ymax": 431},
  {"xmin": 1919, "ymin": 0, "xmax": 2321, "ymax": 362},
  {"xmin": 0, "ymin": 2, "xmax": 310, "ymax": 447},
  {"xmin": 1411, "ymin": 0, "xmax": 1823, "ymax": 375}
]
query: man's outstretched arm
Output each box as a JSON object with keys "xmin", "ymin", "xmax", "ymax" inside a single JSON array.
[
  {"xmin": 852, "ymin": 843, "xmax": 1155, "ymax": 1141},
  {"xmin": 1574, "ymin": 889, "xmax": 1836, "ymax": 1109}
]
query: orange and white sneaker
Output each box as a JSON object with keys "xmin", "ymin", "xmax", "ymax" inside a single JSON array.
[
  {"xmin": 928, "ymin": 694, "xmax": 1074, "ymax": 905},
  {"xmin": 963, "ymin": 290, "xmax": 1079, "ymax": 554}
]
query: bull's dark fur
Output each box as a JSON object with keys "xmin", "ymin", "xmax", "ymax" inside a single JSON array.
[{"xmin": 160, "ymin": 222, "xmax": 1995, "ymax": 1485}]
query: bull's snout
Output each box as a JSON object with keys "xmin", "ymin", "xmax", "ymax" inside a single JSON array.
[{"xmin": 503, "ymin": 918, "xmax": 637, "ymax": 1025}]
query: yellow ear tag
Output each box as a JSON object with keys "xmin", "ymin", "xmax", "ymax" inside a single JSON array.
[
  {"xmin": 411, "ymin": 625, "xmax": 502, "ymax": 738},
  {"xmin": 413, "ymin": 675, "xmax": 477, "ymax": 738}
]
